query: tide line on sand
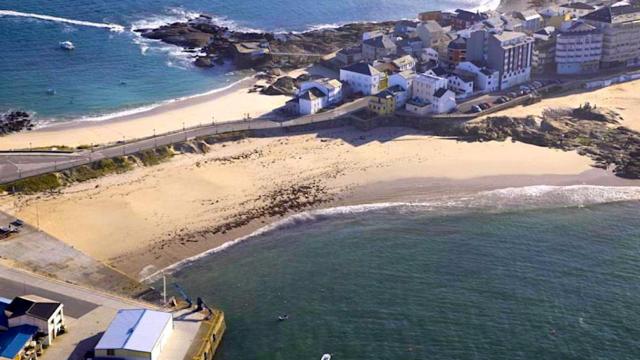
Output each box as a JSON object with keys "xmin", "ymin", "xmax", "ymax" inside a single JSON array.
[{"xmin": 141, "ymin": 185, "xmax": 640, "ymax": 282}]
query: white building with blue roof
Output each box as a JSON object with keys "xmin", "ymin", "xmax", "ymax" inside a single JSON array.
[{"xmin": 95, "ymin": 309, "xmax": 173, "ymax": 360}]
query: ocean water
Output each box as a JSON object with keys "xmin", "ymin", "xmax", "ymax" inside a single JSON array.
[
  {"xmin": 161, "ymin": 186, "xmax": 640, "ymax": 359},
  {"xmin": 0, "ymin": 0, "xmax": 497, "ymax": 123}
]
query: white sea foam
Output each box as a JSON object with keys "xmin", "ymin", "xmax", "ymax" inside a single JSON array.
[
  {"xmin": 141, "ymin": 185, "xmax": 640, "ymax": 281},
  {"xmin": 0, "ymin": 9, "xmax": 125, "ymax": 32}
]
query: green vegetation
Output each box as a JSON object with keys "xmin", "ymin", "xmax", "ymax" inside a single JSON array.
[
  {"xmin": 67, "ymin": 157, "xmax": 133, "ymax": 182},
  {"xmin": 137, "ymin": 147, "xmax": 173, "ymax": 166},
  {"xmin": 1, "ymin": 146, "xmax": 176, "ymax": 194},
  {"xmin": 0, "ymin": 173, "xmax": 62, "ymax": 194}
]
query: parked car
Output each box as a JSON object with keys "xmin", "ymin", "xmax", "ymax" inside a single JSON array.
[
  {"xmin": 471, "ymin": 105, "xmax": 482, "ymax": 113},
  {"xmin": 10, "ymin": 219, "xmax": 24, "ymax": 227}
]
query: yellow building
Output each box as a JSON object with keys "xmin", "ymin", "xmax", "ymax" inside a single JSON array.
[{"xmin": 368, "ymin": 90, "xmax": 396, "ymax": 115}]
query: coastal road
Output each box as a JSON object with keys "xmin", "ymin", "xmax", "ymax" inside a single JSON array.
[{"xmin": 0, "ymin": 97, "xmax": 368, "ymax": 184}]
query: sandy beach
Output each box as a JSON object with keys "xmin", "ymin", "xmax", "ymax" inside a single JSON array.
[
  {"xmin": 0, "ymin": 76, "xmax": 289, "ymax": 150},
  {"xmin": 1, "ymin": 125, "xmax": 635, "ymax": 280}
]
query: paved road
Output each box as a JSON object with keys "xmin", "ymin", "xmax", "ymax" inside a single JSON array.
[{"xmin": 0, "ymin": 98, "xmax": 367, "ymax": 184}]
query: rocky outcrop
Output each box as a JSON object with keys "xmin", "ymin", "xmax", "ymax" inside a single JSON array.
[
  {"xmin": 137, "ymin": 14, "xmax": 393, "ymax": 71},
  {"xmin": 261, "ymin": 76, "xmax": 297, "ymax": 96},
  {"xmin": 0, "ymin": 110, "xmax": 33, "ymax": 135},
  {"xmin": 444, "ymin": 105, "xmax": 640, "ymax": 179}
]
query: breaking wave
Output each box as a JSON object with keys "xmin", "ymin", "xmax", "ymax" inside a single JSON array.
[
  {"xmin": 142, "ymin": 185, "xmax": 640, "ymax": 281},
  {"xmin": 0, "ymin": 9, "xmax": 125, "ymax": 32}
]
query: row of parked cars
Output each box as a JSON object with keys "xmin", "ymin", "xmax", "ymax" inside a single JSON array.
[
  {"xmin": 470, "ymin": 80, "xmax": 556, "ymax": 113},
  {"xmin": 0, "ymin": 219, "xmax": 24, "ymax": 238}
]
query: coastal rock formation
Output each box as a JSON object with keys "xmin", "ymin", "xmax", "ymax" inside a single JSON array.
[
  {"xmin": 451, "ymin": 103, "xmax": 640, "ymax": 178},
  {"xmin": 137, "ymin": 14, "xmax": 393, "ymax": 70},
  {"xmin": 0, "ymin": 110, "xmax": 33, "ymax": 135}
]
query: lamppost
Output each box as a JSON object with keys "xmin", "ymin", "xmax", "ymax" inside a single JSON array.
[
  {"xmin": 153, "ymin": 128, "xmax": 157, "ymax": 148},
  {"xmin": 183, "ymin": 121, "xmax": 187, "ymax": 141},
  {"xmin": 122, "ymin": 136, "xmax": 126, "ymax": 156}
]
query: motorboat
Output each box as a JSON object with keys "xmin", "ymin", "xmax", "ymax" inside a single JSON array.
[
  {"xmin": 59, "ymin": 41, "xmax": 75, "ymax": 50},
  {"xmin": 277, "ymin": 314, "xmax": 289, "ymax": 321},
  {"xmin": 321, "ymin": 354, "xmax": 331, "ymax": 360}
]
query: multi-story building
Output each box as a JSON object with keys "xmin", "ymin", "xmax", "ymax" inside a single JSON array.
[
  {"xmin": 532, "ymin": 27, "xmax": 557, "ymax": 74},
  {"xmin": 555, "ymin": 20, "xmax": 603, "ymax": 74},
  {"xmin": 452, "ymin": 9, "xmax": 486, "ymax": 30},
  {"xmin": 581, "ymin": 3, "xmax": 640, "ymax": 68},
  {"xmin": 486, "ymin": 31, "xmax": 534, "ymax": 90},
  {"xmin": 362, "ymin": 35, "xmax": 397, "ymax": 61},
  {"xmin": 456, "ymin": 61, "xmax": 500, "ymax": 92},
  {"xmin": 413, "ymin": 73, "xmax": 448, "ymax": 101},
  {"xmin": 340, "ymin": 63, "xmax": 388, "ymax": 95},
  {"xmin": 368, "ymin": 90, "xmax": 396, "ymax": 115},
  {"xmin": 388, "ymin": 70, "xmax": 417, "ymax": 93},
  {"xmin": 447, "ymin": 37, "xmax": 468, "ymax": 67},
  {"xmin": 560, "ymin": 2, "xmax": 596, "ymax": 18},
  {"xmin": 432, "ymin": 88, "xmax": 457, "ymax": 113},
  {"xmin": 515, "ymin": 10, "xmax": 544, "ymax": 33},
  {"xmin": 296, "ymin": 78, "xmax": 343, "ymax": 115},
  {"xmin": 335, "ymin": 46, "xmax": 363, "ymax": 67},
  {"xmin": 447, "ymin": 70, "xmax": 475, "ymax": 98}
]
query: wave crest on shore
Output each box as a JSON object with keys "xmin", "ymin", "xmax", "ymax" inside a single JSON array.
[
  {"xmin": 142, "ymin": 185, "xmax": 640, "ymax": 281},
  {"xmin": 0, "ymin": 9, "xmax": 125, "ymax": 32}
]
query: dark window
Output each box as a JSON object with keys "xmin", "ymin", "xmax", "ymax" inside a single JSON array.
[{"xmin": 107, "ymin": 349, "xmax": 115, "ymax": 356}]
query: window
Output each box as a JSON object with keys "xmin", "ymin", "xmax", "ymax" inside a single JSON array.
[{"xmin": 107, "ymin": 349, "xmax": 115, "ymax": 356}]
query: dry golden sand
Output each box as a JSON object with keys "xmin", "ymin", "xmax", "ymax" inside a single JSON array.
[{"xmin": 0, "ymin": 127, "xmax": 611, "ymax": 279}]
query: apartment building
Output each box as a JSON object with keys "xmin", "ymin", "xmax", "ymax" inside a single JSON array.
[
  {"xmin": 555, "ymin": 20, "xmax": 603, "ymax": 74},
  {"xmin": 486, "ymin": 31, "xmax": 534, "ymax": 89}
]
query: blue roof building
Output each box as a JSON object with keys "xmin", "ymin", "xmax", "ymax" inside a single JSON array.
[
  {"xmin": 0, "ymin": 324, "xmax": 38, "ymax": 360},
  {"xmin": 95, "ymin": 309, "xmax": 173, "ymax": 360}
]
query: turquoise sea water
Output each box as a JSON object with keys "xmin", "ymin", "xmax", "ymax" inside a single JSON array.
[
  {"xmin": 0, "ymin": 0, "xmax": 496, "ymax": 122},
  {"xmin": 161, "ymin": 186, "xmax": 640, "ymax": 359}
]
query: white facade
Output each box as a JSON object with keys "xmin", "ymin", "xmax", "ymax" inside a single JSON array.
[
  {"xmin": 339, "ymin": 64, "xmax": 386, "ymax": 96},
  {"xmin": 447, "ymin": 73, "xmax": 475, "ymax": 99},
  {"xmin": 432, "ymin": 89, "xmax": 457, "ymax": 113},
  {"xmin": 412, "ymin": 73, "xmax": 448, "ymax": 102},
  {"xmin": 388, "ymin": 71, "xmax": 416, "ymax": 93},
  {"xmin": 299, "ymin": 79, "xmax": 343, "ymax": 104},
  {"xmin": 555, "ymin": 21, "xmax": 602, "ymax": 74},
  {"xmin": 456, "ymin": 61, "xmax": 500, "ymax": 93}
]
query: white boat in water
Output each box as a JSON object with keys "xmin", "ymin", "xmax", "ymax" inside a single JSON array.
[
  {"xmin": 321, "ymin": 354, "xmax": 331, "ymax": 360},
  {"xmin": 59, "ymin": 41, "xmax": 75, "ymax": 50}
]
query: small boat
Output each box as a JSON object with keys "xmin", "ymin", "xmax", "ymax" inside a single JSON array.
[
  {"xmin": 277, "ymin": 314, "xmax": 289, "ymax": 321},
  {"xmin": 46, "ymin": 88, "xmax": 56, "ymax": 95},
  {"xmin": 321, "ymin": 354, "xmax": 331, "ymax": 360},
  {"xmin": 59, "ymin": 41, "xmax": 75, "ymax": 50}
]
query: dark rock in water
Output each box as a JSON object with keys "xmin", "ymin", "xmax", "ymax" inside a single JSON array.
[
  {"xmin": 138, "ymin": 13, "xmax": 394, "ymax": 71},
  {"xmin": 0, "ymin": 110, "xmax": 33, "ymax": 135},
  {"xmin": 194, "ymin": 56, "xmax": 215, "ymax": 68},
  {"xmin": 261, "ymin": 76, "xmax": 297, "ymax": 96}
]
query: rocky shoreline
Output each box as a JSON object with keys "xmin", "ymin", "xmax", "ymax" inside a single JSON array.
[
  {"xmin": 446, "ymin": 103, "xmax": 640, "ymax": 179},
  {"xmin": 0, "ymin": 111, "xmax": 33, "ymax": 135},
  {"xmin": 135, "ymin": 14, "xmax": 393, "ymax": 71}
]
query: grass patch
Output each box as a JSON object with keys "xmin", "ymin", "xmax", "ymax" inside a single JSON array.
[
  {"xmin": 137, "ymin": 147, "xmax": 173, "ymax": 166},
  {"xmin": 67, "ymin": 157, "xmax": 133, "ymax": 182},
  {"xmin": 0, "ymin": 173, "xmax": 62, "ymax": 194}
]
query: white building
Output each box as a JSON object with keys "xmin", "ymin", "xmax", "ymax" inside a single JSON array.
[
  {"xmin": 456, "ymin": 61, "xmax": 500, "ymax": 92},
  {"xmin": 391, "ymin": 55, "xmax": 416, "ymax": 72},
  {"xmin": 515, "ymin": 10, "xmax": 544, "ymax": 33},
  {"xmin": 555, "ymin": 20, "xmax": 602, "ymax": 74},
  {"xmin": 432, "ymin": 88, "xmax": 457, "ymax": 113},
  {"xmin": 4, "ymin": 295, "xmax": 65, "ymax": 346},
  {"xmin": 412, "ymin": 73, "xmax": 456, "ymax": 113},
  {"xmin": 447, "ymin": 71, "xmax": 475, "ymax": 99},
  {"xmin": 95, "ymin": 309, "xmax": 173, "ymax": 360},
  {"xmin": 388, "ymin": 70, "xmax": 417, "ymax": 93},
  {"xmin": 339, "ymin": 63, "xmax": 387, "ymax": 96},
  {"xmin": 413, "ymin": 73, "xmax": 448, "ymax": 101},
  {"xmin": 387, "ymin": 85, "xmax": 409, "ymax": 108}
]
